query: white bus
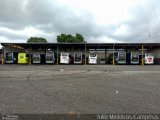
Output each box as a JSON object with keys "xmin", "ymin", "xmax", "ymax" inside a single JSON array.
[
  {"xmin": 88, "ymin": 52, "xmax": 97, "ymax": 64},
  {"xmin": 117, "ymin": 51, "xmax": 126, "ymax": 64},
  {"xmin": 74, "ymin": 52, "xmax": 82, "ymax": 64},
  {"xmin": 60, "ymin": 52, "xmax": 70, "ymax": 64},
  {"xmin": 145, "ymin": 53, "xmax": 154, "ymax": 64},
  {"xmin": 131, "ymin": 52, "xmax": 139, "ymax": 64},
  {"xmin": 32, "ymin": 54, "xmax": 41, "ymax": 64},
  {"xmin": 46, "ymin": 51, "xmax": 55, "ymax": 64}
]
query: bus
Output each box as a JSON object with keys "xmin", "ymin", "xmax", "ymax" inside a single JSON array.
[
  {"xmin": 46, "ymin": 50, "xmax": 55, "ymax": 64},
  {"xmin": 5, "ymin": 52, "xmax": 18, "ymax": 64},
  {"xmin": 32, "ymin": 54, "xmax": 41, "ymax": 64},
  {"xmin": 145, "ymin": 53, "xmax": 154, "ymax": 64},
  {"xmin": 109, "ymin": 51, "xmax": 126, "ymax": 64},
  {"xmin": 18, "ymin": 53, "xmax": 29, "ymax": 64},
  {"xmin": 88, "ymin": 52, "xmax": 97, "ymax": 64},
  {"xmin": 127, "ymin": 52, "xmax": 139, "ymax": 64},
  {"xmin": 60, "ymin": 52, "xmax": 70, "ymax": 64},
  {"xmin": 74, "ymin": 52, "xmax": 82, "ymax": 64},
  {"xmin": 118, "ymin": 51, "xmax": 126, "ymax": 64}
]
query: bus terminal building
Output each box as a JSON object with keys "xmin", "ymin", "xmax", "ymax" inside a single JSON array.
[{"xmin": 1, "ymin": 42, "xmax": 160, "ymax": 65}]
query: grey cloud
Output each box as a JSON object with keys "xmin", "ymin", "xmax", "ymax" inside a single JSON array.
[
  {"xmin": 26, "ymin": 0, "xmax": 97, "ymax": 38},
  {"xmin": 112, "ymin": 0, "xmax": 160, "ymax": 43},
  {"xmin": 1, "ymin": 0, "xmax": 160, "ymax": 43},
  {"xmin": 0, "ymin": 0, "xmax": 28, "ymax": 29},
  {"xmin": 93, "ymin": 0, "xmax": 160, "ymax": 43}
]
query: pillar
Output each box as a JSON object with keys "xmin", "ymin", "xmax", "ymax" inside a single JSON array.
[
  {"xmin": 112, "ymin": 45, "xmax": 115, "ymax": 65},
  {"xmin": 85, "ymin": 43, "xmax": 86, "ymax": 65},
  {"xmin": 57, "ymin": 45, "xmax": 59, "ymax": 65},
  {"xmin": 2, "ymin": 47, "xmax": 5, "ymax": 64},
  {"xmin": 141, "ymin": 44, "xmax": 144, "ymax": 66},
  {"xmin": 29, "ymin": 46, "xmax": 31, "ymax": 65}
]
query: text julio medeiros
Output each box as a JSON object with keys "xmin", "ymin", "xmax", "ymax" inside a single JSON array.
[{"xmin": 97, "ymin": 114, "xmax": 159, "ymax": 120}]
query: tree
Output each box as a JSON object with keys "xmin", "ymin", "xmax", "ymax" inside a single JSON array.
[
  {"xmin": 57, "ymin": 33, "xmax": 86, "ymax": 43},
  {"xmin": 75, "ymin": 33, "xmax": 84, "ymax": 43},
  {"xmin": 27, "ymin": 37, "xmax": 48, "ymax": 43}
]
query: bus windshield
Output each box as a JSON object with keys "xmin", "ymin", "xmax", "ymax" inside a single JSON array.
[
  {"xmin": 75, "ymin": 53, "xmax": 81, "ymax": 61},
  {"xmin": 33, "ymin": 54, "xmax": 40, "ymax": 61},
  {"xmin": 62, "ymin": 53, "xmax": 69, "ymax": 57},
  {"xmin": 119, "ymin": 52, "xmax": 125, "ymax": 60},
  {"xmin": 46, "ymin": 52, "xmax": 53, "ymax": 60},
  {"xmin": 75, "ymin": 53, "xmax": 81, "ymax": 58},
  {"xmin": 145, "ymin": 53, "xmax": 154, "ymax": 57},
  {"xmin": 132, "ymin": 54, "xmax": 138, "ymax": 58},
  {"xmin": 132, "ymin": 53, "xmax": 139, "ymax": 61},
  {"xmin": 90, "ymin": 53, "xmax": 96, "ymax": 57},
  {"xmin": 131, "ymin": 53, "xmax": 139, "ymax": 62},
  {"xmin": 6, "ymin": 52, "xmax": 13, "ymax": 60}
]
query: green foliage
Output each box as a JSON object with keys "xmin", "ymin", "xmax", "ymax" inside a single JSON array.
[
  {"xmin": 57, "ymin": 33, "xmax": 85, "ymax": 43},
  {"xmin": 27, "ymin": 37, "xmax": 48, "ymax": 43}
]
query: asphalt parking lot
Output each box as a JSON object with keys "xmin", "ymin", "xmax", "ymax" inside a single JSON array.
[{"xmin": 0, "ymin": 64, "xmax": 160, "ymax": 114}]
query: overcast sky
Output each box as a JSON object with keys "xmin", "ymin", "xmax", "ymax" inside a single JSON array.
[{"xmin": 0, "ymin": 0, "xmax": 160, "ymax": 44}]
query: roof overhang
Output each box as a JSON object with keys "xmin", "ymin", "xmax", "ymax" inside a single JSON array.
[{"xmin": 1, "ymin": 43, "xmax": 160, "ymax": 49}]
